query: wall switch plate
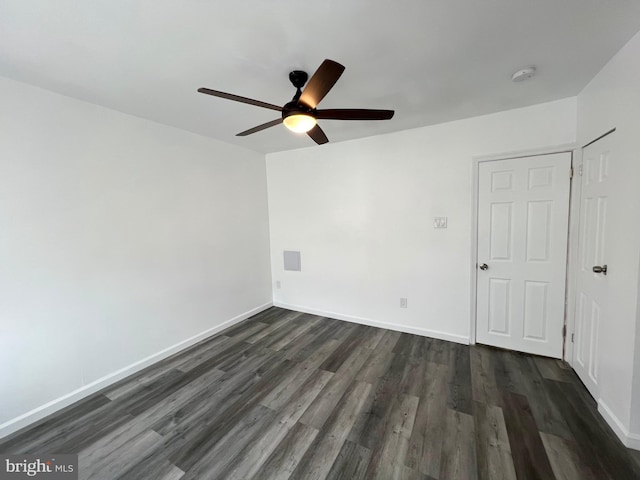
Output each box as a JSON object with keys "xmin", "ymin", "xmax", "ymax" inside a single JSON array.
[
  {"xmin": 400, "ymin": 298, "xmax": 408, "ymax": 308},
  {"xmin": 434, "ymin": 217, "xmax": 448, "ymax": 228}
]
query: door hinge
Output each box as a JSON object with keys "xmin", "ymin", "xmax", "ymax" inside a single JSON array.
[
  {"xmin": 571, "ymin": 333, "xmax": 574, "ymax": 343},
  {"xmin": 562, "ymin": 325, "xmax": 567, "ymax": 338},
  {"xmin": 570, "ymin": 167, "xmax": 573, "ymax": 179}
]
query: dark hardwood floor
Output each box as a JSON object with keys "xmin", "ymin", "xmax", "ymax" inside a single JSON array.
[{"xmin": 2, "ymin": 307, "xmax": 639, "ymax": 479}]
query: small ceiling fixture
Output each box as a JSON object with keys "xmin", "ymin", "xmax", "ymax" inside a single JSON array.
[
  {"xmin": 511, "ymin": 66, "xmax": 536, "ymax": 82},
  {"xmin": 282, "ymin": 114, "xmax": 317, "ymax": 133}
]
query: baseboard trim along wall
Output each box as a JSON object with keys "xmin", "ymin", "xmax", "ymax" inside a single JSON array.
[
  {"xmin": 0, "ymin": 302, "xmax": 273, "ymax": 440},
  {"xmin": 598, "ymin": 399, "xmax": 640, "ymax": 450},
  {"xmin": 274, "ymin": 301, "xmax": 469, "ymax": 345}
]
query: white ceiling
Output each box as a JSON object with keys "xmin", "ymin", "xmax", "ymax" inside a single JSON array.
[{"xmin": 2, "ymin": 1, "xmax": 640, "ymax": 154}]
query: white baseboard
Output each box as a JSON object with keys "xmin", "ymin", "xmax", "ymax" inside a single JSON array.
[
  {"xmin": 629, "ymin": 433, "xmax": 640, "ymax": 451},
  {"xmin": 598, "ymin": 399, "xmax": 640, "ymax": 450},
  {"xmin": 274, "ymin": 301, "xmax": 469, "ymax": 345},
  {"xmin": 0, "ymin": 302, "xmax": 273, "ymax": 440}
]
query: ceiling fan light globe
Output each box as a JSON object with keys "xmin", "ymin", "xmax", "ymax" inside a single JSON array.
[{"xmin": 283, "ymin": 114, "xmax": 316, "ymax": 133}]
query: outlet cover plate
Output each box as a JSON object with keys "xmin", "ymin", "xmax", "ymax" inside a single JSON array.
[{"xmin": 434, "ymin": 217, "xmax": 448, "ymax": 228}]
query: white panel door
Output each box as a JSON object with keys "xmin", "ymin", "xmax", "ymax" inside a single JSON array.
[
  {"xmin": 476, "ymin": 153, "xmax": 571, "ymax": 358},
  {"xmin": 573, "ymin": 134, "xmax": 612, "ymax": 398}
]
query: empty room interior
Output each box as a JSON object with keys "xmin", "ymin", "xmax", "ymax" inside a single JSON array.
[{"xmin": 2, "ymin": 1, "xmax": 640, "ymax": 479}]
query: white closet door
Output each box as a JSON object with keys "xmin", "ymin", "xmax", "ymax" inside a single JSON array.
[
  {"xmin": 476, "ymin": 153, "xmax": 571, "ymax": 358},
  {"xmin": 573, "ymin": 133, "xmax": 613, "ymax": 398}
]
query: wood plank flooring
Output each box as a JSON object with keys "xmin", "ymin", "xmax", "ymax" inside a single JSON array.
[{"xmin": 2, "ymin": 307, "xmax": 639, "ymax": 479}]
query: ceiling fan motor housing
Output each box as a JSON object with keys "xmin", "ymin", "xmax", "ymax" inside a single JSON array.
[{"xmin": 282, "ymin": 101, "xmax": 314, "ymax": 120}]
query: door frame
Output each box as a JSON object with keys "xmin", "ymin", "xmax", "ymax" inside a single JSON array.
[
  {"xmin": 563, "ymin": 147, "xmax": 583, "ymax": 365},
  {"xmin": 470, "ymin": 144, "xmax": 577, "ymax": 359}
]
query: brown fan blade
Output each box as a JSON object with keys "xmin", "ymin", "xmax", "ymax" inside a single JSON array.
[
  {"xmin": 307, "ymin": 124, "xmax": 329, "ymax": 145},
  {"xmin": 316, "ymin": 109, "xmax": 395, "ymax": 120},
  {"xmin": 236, "ymin": 118, "xmax": 282, "ymax": 136},
  {"xmin": 198, "ymin": 88, "xmax": 282, "ymax": 112},
  {"xmin": 299, "ymin": 59, "xmax": 345, "ymax": 109}
]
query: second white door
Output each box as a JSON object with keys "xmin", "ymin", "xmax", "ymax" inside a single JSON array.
[
  {"xmin": 476, "ymin": 152, "xmax": 571, "ymax": 358},
  {"xmin": 572, "ymin": 133, "xmax": 613, "ymax": 398}
]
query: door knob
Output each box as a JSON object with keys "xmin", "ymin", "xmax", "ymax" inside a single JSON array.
[
  {"xmin": 592, "ymin": 265, "xmax": 608, "ymax": 275},
  {"xmin": 479, "ymin": 263, "xmax": 489, "ymax": 270}
]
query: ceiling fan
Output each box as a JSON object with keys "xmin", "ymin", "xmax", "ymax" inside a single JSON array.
[{"xmin": 198, "ymin": 59, "xmax": 394, "ymax": 145}]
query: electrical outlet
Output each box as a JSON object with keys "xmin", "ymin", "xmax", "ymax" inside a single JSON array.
[
  {"xmin": 400, "ymin": 298, "xmax": 407, "ymax": 308},
  {"xmin": 276, "ymin": 281, "xmax": 281, "ymax": 289}
]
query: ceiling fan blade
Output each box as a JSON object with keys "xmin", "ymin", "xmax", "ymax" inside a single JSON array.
[
  {"xmin": 307, "ymin": 124, "xmax": 329, "ymax": 145},
  {"xmin": 236, "ymin": 118, "xmax": 283, "ymax": 136},
  {"xmin": 299, "ymin": 59, "xmax": 345, "ymax": 109},
  {"xmin": 198, "ymin": 88, "xmax": 282, "ymax": 112},
  {"xmin": 316, "ymin": 109, "xmax": 395, "ymax": 120}
]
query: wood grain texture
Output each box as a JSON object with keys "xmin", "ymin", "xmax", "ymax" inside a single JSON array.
[
  {"xmin": 471, "ymin": 346, "xmax": 502, "ymax": 406},
  {"xmin": 325, "ymin": 440, "xmax": 371, "ymax": 480},
  {"xmin": 540, "ymin": 432, "xmax": 596, "ymax": 480},
  {"xmin": 440, "ymin": 409, "xmax": 477, "ymax": 480},
  {"xmin": 291, "ymin": 380, "xmax": 372, "ymax": 480},
  {"xmin": 364, "ymin": 393, "xmax": 419, "ymax": 479},
  {"xmin": 298, "ymin": 327, "xmax": 385, "ymax": 430},
  {"xmin": 2, "ymin": 307, "xmax": 639, "ymax": 480},
  {"xmin": 405, "ymin": 362, "xmax": 449, "ymax": 478},
  {"xmin": 629, "ymin": 448, "xmax": 640, "ymax": 472},
  {"xmin": 501, "ymin": 391, "xmax": 555, "ymax": 480},
  {"xmin": 473, "ymin": 401, "xmax": 516, "ymax": 480}
]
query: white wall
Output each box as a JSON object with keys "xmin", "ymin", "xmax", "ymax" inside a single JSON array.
[
  {"xmin": 576, "ymin": 31, "xmax": 640, "ymax": 447},
  {"xmin": 266, "ymin": 98, "xmax": 576, "ymax": 342},
  {"xmin": 0, "ymin": 77, "xmax": 272, "ymax": 437}
]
